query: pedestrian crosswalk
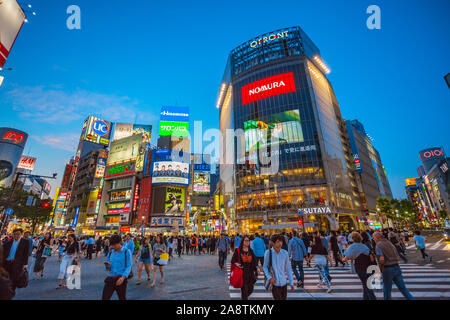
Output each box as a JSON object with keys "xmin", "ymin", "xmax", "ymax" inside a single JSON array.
[
  {"xmin": 406, "ymin": 239, "xmax": 450, "ymax": 251},
  {"xmin": 226, "ymin": 262, "xmax": 450, "ymax": 300}
]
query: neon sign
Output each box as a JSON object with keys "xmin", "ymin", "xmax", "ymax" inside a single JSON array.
[
  {"xmin": 250, "ymin": 31, "xmax": 289, "ymax": 48},
  {"xmin": 242, "ymin": 72, "xmax": 295, "ymax": 105},
  {"xmin": 106, "ymin": 163, "xmax": 135, "ymax": 177}
]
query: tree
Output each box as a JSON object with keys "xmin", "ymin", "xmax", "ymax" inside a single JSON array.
[
  {"xmin": 0, "ymin": 187, "xmax": 53, "ymax": 233},
  {"xmin": 377, "ymin": 197, "xmax": 394, "ymax": 220}
]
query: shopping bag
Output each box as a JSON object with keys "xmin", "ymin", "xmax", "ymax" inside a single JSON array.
[
  {"xmin": 157, "ymin": 253, "xmax": 169, "ymax": 265},
  {"xmin": 230, "ymin": 248, "xmax": 243, "ymax": 289}
]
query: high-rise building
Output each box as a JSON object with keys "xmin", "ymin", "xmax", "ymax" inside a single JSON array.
[
  {"xmin": 346, "ymin": 119, "xmax": 393, "ymax": 216},
  {"xmin": 0, "ymin": 127, "xmax": 28, "ymax": 188},
  {"xmin": 217, "ymin": 27, "xmax": 360, "ymax": 233}
]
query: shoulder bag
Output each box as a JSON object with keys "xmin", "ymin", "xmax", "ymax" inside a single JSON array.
[
  {"xmin": 264, "ymin": 249, "xmax": 274, "ymax": 291},
  {"xmin": 230, "ymin": 248, "xmax": 243, "ymax": 289}
]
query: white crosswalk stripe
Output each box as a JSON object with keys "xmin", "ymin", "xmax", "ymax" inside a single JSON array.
[
  {"xmin": 226, "ymin": 263, "xmax": 450, "ymax": 300},
  {"xmin": 406, "ymin": 240, "xmax": 450, "ymax": 251}
]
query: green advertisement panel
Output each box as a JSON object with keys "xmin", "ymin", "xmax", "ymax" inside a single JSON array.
[
  {"xmin": 159, "ymin": 121, "xmax": 189, "ymax": 137},
  {"xmin": 164, "ymin": 186, "xmax": 185, "ymax": 216}
]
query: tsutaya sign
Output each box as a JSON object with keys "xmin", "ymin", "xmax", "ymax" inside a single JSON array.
[
  {"xmin": 250, "ymin": 31, "xmax": 289, "ymax": 49},
  {"xmin": 301, "ymin": 206, "xmax": 334, "ymax": 215},
  {"xmin": 242, "ymin": 72, "xmax": 295, "ymax": 105}
]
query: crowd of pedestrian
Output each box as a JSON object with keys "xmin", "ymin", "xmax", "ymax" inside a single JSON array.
[{"xmin": 0, "ymin": 227, "xmax": 434, "ymax": 300}]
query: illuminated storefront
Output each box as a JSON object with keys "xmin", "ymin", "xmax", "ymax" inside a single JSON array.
[{"xmin": 217, "ymin": 27, "xmax": 360, "ymax": 233}]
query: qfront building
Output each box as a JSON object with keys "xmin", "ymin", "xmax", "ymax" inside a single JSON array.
[{"xmin": 217, "ymin": 27, "xmax": 362, "ymax": 233}]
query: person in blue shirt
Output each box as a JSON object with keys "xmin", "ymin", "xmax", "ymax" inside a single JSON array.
[
  {"xmin": 250, "ymin": 233, "xmax": 266, "ymax": 269},
  {"xmin": 413, "ymin": 230, "xmax": 432, "ymax": 261},
  {"xmin": 86, "ymin": 236, "xmax": 95, "ymax": 260},
  {"xmin": 288, "ymin": 230, "xmax": 307, "ymax": 288},
  {"xmin": 234, "ymin": 234, "xmax": 242, "ymax": 250},
  {"xmin": 124, "ymin": 234, "xmax": 135, "ymax": 256},
  {"xmin": 102, "ymin": 234, "xmax": 132, "ymax": 300},
  {"xmin": 216, "ymin": 234, "xmax": 229, "ymax": 270},
  {"xmin": 263, "ymin": 235, "xmax": 295, "ymax": 300}
]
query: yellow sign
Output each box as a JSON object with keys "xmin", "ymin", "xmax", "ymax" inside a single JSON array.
[{"xmin": 405, "ymin": 177, "xmax": 418, "ymax": 186}]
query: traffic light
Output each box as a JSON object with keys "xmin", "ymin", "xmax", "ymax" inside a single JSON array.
[{"xmin": 40, "ymin": 201, "xmax": 50, "ymax": 209}]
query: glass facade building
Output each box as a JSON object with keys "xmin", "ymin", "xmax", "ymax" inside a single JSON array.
[{"xmin": 218, "ymin": 27, "xmax": 360, "ymax": 233}]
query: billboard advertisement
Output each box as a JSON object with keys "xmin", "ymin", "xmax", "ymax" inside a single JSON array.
[
  {"xmin": 159, "ymin": 106, "xmax": 189, "ymax": 137},
  {"xmin": 159, "ymin": 121, "xmax": 189, "ymax": 137},
  {"xmin": 61, "ymin": 164, "xmax": 72, "ymax": 189},
  {"xmin": 152, "ymin": 161, "xmax": 189, "ymax": 185},
  {"xmin": 419, "ymin": 147, "xmax": 445, "ymax": 173},
  {"xmin": 164, "ymin": 186, "xmax": 185, "ymax": 216},
  {"xmin": 105, "ymin": 162, "xmax": 135, "ymax": 178},
  {"xmin": 160, "ymin": 106, "xmax": 189, "ymax": 123},
  {"xmin": 107, "ymin": 134, "xmax": 142, "ymax": 165},
  {"xmin": 0, "ymin": 0, "xmax": 26, "ymax": 68},
  {"xmin": 193, "ymin": 172, "xmax": 210, "ymax": 194},
  {"xmin": 0, "ymin": 128, "xmax": 28, "ymax": 187},
  {"xmin": 79, "ymin": 116, "xmax": 112, "ymax": 146},
  {"xmin": 137, "ymin": 177, "xmax": 151, "ymax": 223},
  {"xmin": 113, "ymin": 123, "xmax": 152, "ymax": 143},
  {"xmin": 242, "ymin": 72, "xmax": 295, "ymax": 105},
  {"xmin": 405, "ymin": 177, "xmax": 419, "ymax": 186},
  {"xmin": 244, "ymin": 109, "xmax": 304, "ymax": 153},
  {"xmin": 17, "ymin": 155, "xmax": 36, "ymax": 171},
  {"xmin": 95, "ymin": 155, "xmax": 107, "ymax": 178}
]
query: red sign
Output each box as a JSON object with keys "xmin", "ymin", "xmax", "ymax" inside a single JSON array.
[
  {"xmin": 132, "ymin": 183, "xmax": 140, "ymax": 212},
  {"xmin": 120, "ymin": 227, "xmax": 130, "ymax": 233},
  {"xmin": 61, "ymin": 164, "xmax": 72, "ymax": 189},
  {"xmin": 17, "ymin": 156, "xmax": 36, "ymax": 170},
  {"xmin": 137, "ymin": 177, "xmax": 152, "ymax": 224},
  {"xmin": 242, "ymin": 72, "xmax": 295, "ymax": 105},
  {"xmin": 2, "ymin": 131, "xmax": 24, "ymax": 144},
  {"xmin": 421, "ymin": 149, "xmax": 443, "ymax": 159}
]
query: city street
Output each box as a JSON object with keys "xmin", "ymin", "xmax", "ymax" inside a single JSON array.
[
  {"xmin": 15, "ymin": 253, "xmax": 229, "ymax": 300},
  {"xmin": 14, "ymin": 240, "xmax": 450, "ymax": 300}
]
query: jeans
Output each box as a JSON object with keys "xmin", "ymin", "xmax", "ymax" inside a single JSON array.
[
  {"xmin": 317, "ymin": 263, "xmax": 330, "ymax": 286},
  {"xmin": 382, "ymin": 266, "xmax": 414, "ymax": 300},
  {"xmin": 58, "ymin": 255, "xmax": 74, "ymax": 280},
  {"xmin": 291, "ymin": 260, "xmax": 304, "ymax": 283},
  {"xmin": 218, "ymin": 250, "xmax": 227, "ymax": 268},
  {"xmin": 356, "ymin": 271, "xmax": 377, "ymax": 300}
]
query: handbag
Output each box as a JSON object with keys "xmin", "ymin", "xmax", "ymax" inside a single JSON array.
[
  {"xmin": 42, "ymin": 247, "xmax": 52, "ymax": 258},
  {"xmin": 264, "ymin": 248, "xmax": 273, "ymax": 291},
  {"xmin": 16, "ymin": 269, "xmax": 29, "ymax": 289},
  {"xmin": 230, "ymin": 248, "xmax": 243, "ymax": 289},
  {"xmin": 157, "ymin": 253, "xmax": 169, "ymax": 266}
]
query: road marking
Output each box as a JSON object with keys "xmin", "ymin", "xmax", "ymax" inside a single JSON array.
[{"xmin": 430, "ymin": 239, "xmax": 444, "ymax": 250}]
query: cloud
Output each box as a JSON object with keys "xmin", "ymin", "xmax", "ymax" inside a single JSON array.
[
  {"xmin": 6, "ymin": 86, "xmax": 157, "ymax": 124},
  {"xmin": 31, "ymin": 133, "xmax": 80, "ymax": 152}
]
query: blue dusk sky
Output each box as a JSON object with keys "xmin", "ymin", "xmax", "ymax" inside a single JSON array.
[{"xmin": 0, "ymin": 0, "xmax": 449, "ymax": 199}]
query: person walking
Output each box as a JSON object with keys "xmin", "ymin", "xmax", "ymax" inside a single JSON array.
[
  {"xmin": 307, "ymin": 233, "xmax": 332, "ymax": 293},
  {"xmin": 343, "ymin": 232, "xmax": 377, "ymax": 300},
  {"xmin": 231, "ymin": 235, "xmax": 258, "ymax": 300},
  {"xmin": 250, "ymin": 233, "xmax": 266, "ymax": 272},
  {"xmin": 85, "ymin": 236, "xmax": 95, "ymax": 260},
  {"xmin": 288, "ymin": 230, "xmax": 307, "ymax": 288},
  {"xmin": 124, "ymin": 234, "xmax": 134, "ymax": 257},
  {"xmin": 33, "ymin": 232, "xmax": 52, "ymax": 280},
  {"xmin": 95, "ymin": 237, "xmax": 103, "ymax": 258},
  {"xmin": 2, "ymin": 229, "xmax": 29, "ymax": 295},
  {"xmin": 388, "ymin": 228, "xmax": 407, "ymax": 263},
  {"xmin": 56, "ymin": 234, "xmax": 79, "ymax": 289},
  {"xmin": 263, "ymin": 235, "xmax": 295, "ymax": 300},
  {"xmin": 329, "ymin": 231, "xmax": 345, "ymax": 267},
  {"xmin": 413, "ymin": 230, "xmax": 432, "ymax": 262},
  {"xmin": 234, "ymin": 234, "xmax": 242, "ymax": 251},
  {"xmin": 217, "ymin": 233, "xmax": 229, "ymax": 270},
  {"xmin": 150, "ymin": 235, "xmax": 167, "ymax": 288},
  {"xmin": 102, "ymin": 234, "xmax": 132, "ymax": 300},
  {"xmin": 134, "ymin": 237, "xmax": 152, "ymax": 285},
  {"xmin": 373, "ymin": 231, "xmax": 414, "ymax": 300}
]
